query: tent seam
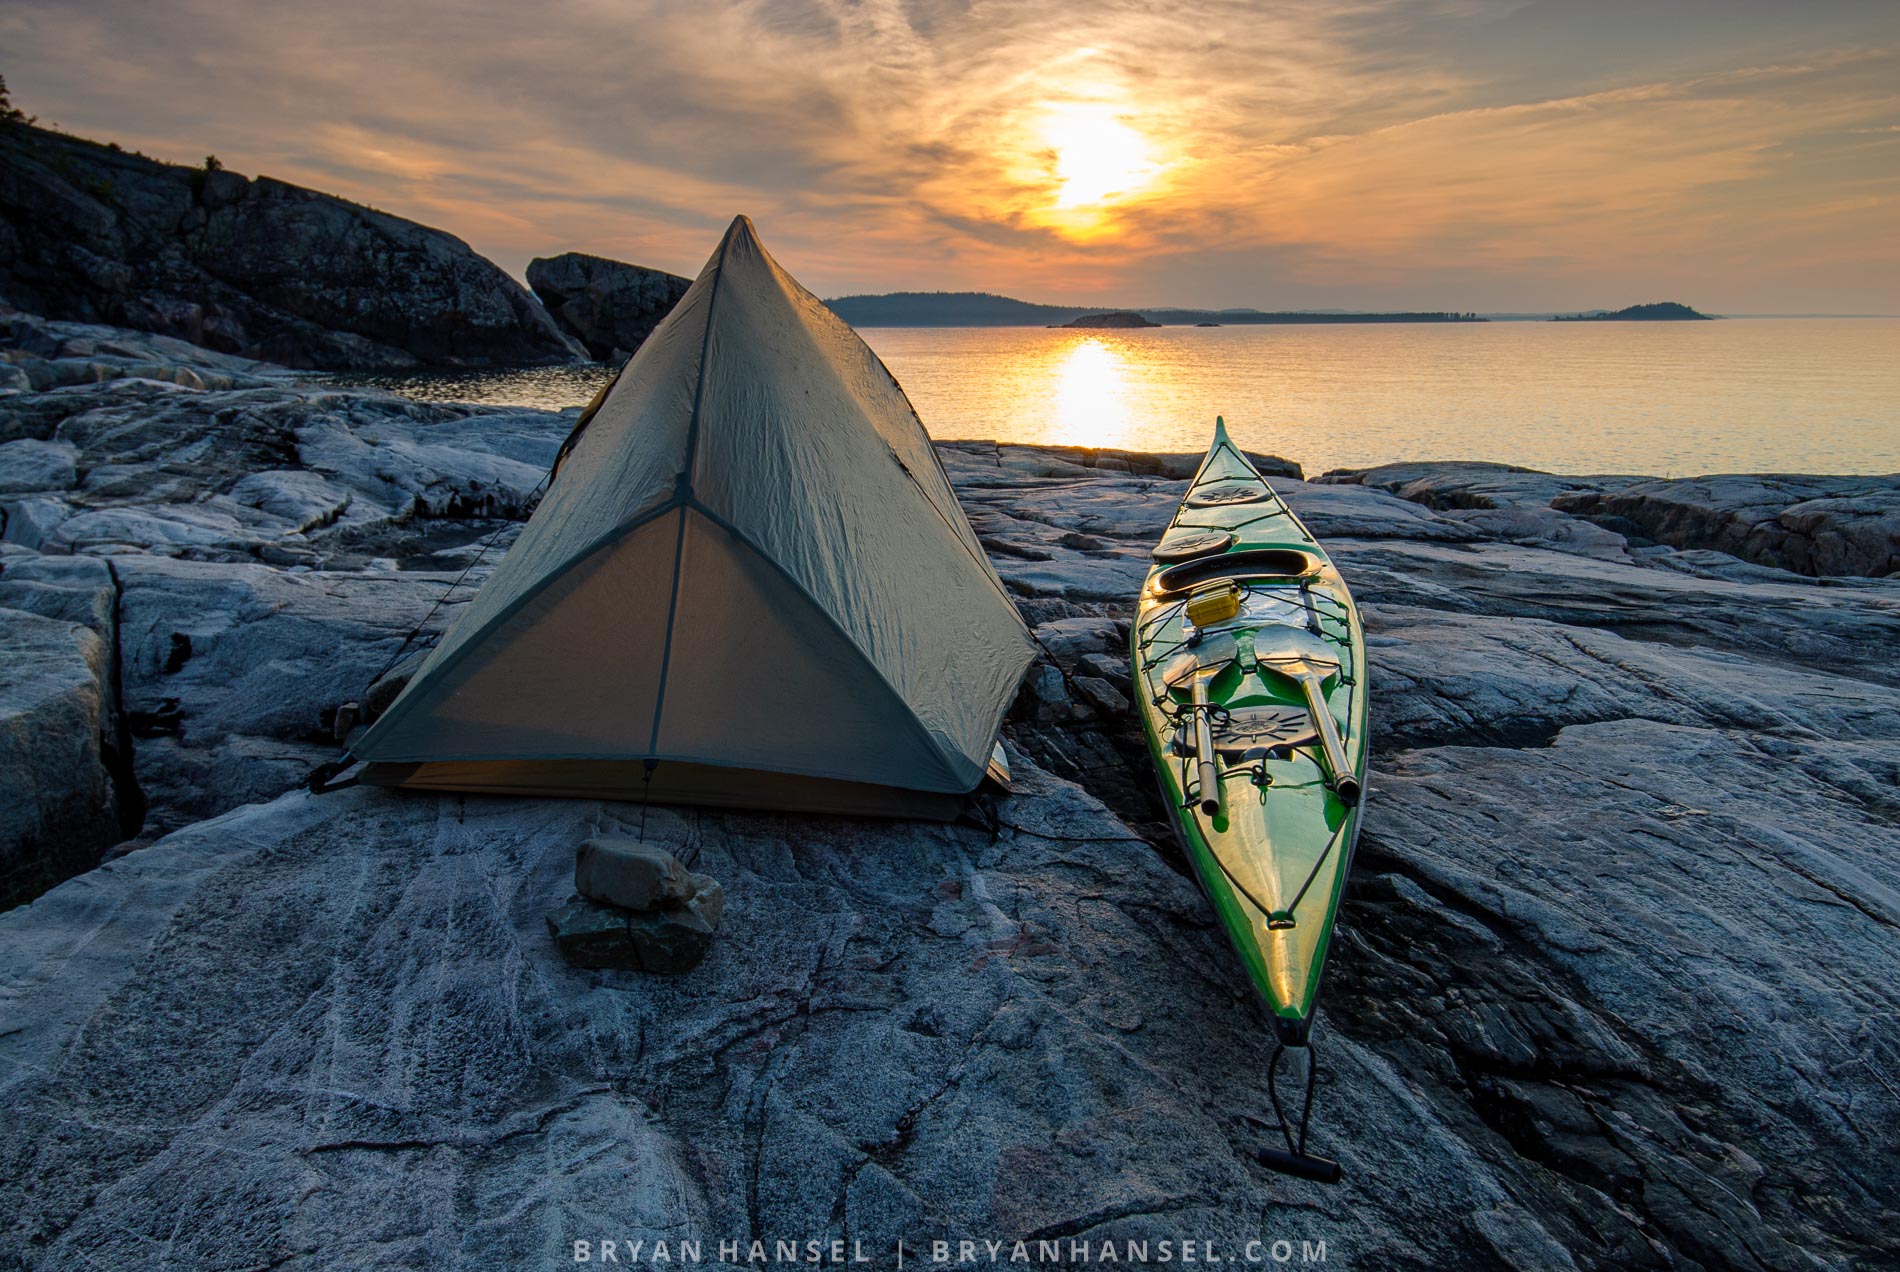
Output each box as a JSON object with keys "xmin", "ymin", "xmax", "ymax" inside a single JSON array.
[
  {"xmin": 645, "ymin": 235, "xmax": 731, "ymax": 753},
  {"xmin": 645, "ymin": 505, "xmax": 692, "ymax": 753}
]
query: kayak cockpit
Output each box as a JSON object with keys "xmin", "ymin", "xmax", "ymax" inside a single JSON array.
[{"xmin": 1149, "ymin": 547, "xmax": 1322, "ymax": 597}]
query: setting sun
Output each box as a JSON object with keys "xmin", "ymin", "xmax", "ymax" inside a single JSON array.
[{"xmin": 1044, "ymin": 105, "xmax": 1161, "ymax": 209}]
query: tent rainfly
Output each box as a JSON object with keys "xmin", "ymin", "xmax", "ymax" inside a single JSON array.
[{"xmin": 352, "ymin": 216, "xmax": 1035, "ymax": 819}]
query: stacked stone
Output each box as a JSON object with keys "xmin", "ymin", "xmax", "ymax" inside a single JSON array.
[{"xmin": 546, "ymin": 837, "xmax": 725, "ymax": 973}]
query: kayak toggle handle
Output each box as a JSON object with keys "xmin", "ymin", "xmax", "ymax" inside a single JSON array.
[{"xmin": 1260, "ymin": 1041, "xmax": 1342, "ymax": 1184}]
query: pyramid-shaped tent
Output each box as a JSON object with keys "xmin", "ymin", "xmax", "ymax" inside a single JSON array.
[{"xmin": 355, "ymin": 217, "xmax": 1035, "ymax": 818}]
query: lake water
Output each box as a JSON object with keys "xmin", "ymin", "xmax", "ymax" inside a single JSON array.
[{"xmin": 340, "ymin": 318, "xmax": 1900, "ymax": 478}]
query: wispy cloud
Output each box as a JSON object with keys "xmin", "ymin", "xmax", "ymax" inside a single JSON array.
[{"xmin": 6, "ymin": 1, "xmax": 1898, "ymax": 309}]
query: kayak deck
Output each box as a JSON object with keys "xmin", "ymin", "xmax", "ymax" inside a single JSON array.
[{"xmin": 1132, "ymin": 420, "xmax": 1368, "ymax": 1046}]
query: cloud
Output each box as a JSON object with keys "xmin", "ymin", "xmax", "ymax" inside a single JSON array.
[{"xmin": 5, "ymin": 1, "xmax": 1899, "ymax": 309}]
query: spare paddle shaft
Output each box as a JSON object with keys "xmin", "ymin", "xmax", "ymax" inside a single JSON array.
[
  {"xmin": 1190, "ymin": 676, "xmax": 1221, "ymax": 817},
  {"xmin": 1292, "ymin": 670, "xmax": 1361, "ymax": 804}
]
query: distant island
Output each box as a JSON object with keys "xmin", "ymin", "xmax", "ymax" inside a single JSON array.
[
  {"xmin": 1553, "ymin": 302, "xmax": 1715, "ymax": 322},
  {"xmin": 1054, "ymin": 311, "xmax": 1159, "ymax": 329},
  {"xmin": 824, "ymin": 291, "xmax": 1487, "ymax": 327}
]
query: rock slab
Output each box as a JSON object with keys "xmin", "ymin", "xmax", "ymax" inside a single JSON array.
[{"xmin": 0, "ymin": 607, "xmax": 119, "ymax": 897}]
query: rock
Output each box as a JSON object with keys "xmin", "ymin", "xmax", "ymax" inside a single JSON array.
[
  {"xmin": 1024, "ymin": 663, "xmax": 1074, "ymax": 722},
  {"xmin": 113, "ymin": 555, "xmax": 465, "ymax": 832},
  {"xmin": 1072, "ymin": 673, "xmax": 1131, "ymax": 715},
  {"xmin": 0, "ymin": 550, "xmax": 116, "ymax": 637},
  {"xmin": 685, "ymin": 873, "xmax": 726, "ymax": 928},
  {"xmin": 0, "ymin": 495, "xmax": 70, "ymax": 549},
  {"xmin": 1325, "ymin": 462, "xmax": 1900, "ymax": 578},
  {"xmin": 0, "ymin": 124, "xmax": 583, "ymax": 369},
  {"xmin": 1031, "ymin": 616, "xmax": 1120, "ymax": 661},
  {"xmin": 546, "ymin": 897, "xmax": 639, "ymax": 970},
  {"xmin": 939, "ymin": 439, "xmax": 1301, "ymax": 481},
  {"xmin": 625, "ymin": 905, "xmax": 716, "ymax": 973},
  {"xmin": 1317, "ymin": 460, "xmax": 1645, "ymax": 511},
  {"xmin": 526, "ymin": 252, "xmax": 692, "ymax": 362},
  {"xmin": 575, "ymin": 836, "xmax": 693, "ymax": 911},
  {"xmin": 0, "ymin": 607, "xmax": 119, "ymax": 895},
  {"xmin": 0, "ymin": 347, "xmax": 561, "ymax": 565},
  {"xmin": 0, "ymin": 438, "xmax": 77, "ymax": 493},
  {"xmin": 362, "ymin": 648, "xmax": 428, "ymax": 723},
  {"xmin": 1440, "ymin": 505, "xmax": 1630, "ymax": 560},
  {"xmin": 1553, "ymin": 474, "xmax": 1900, "ymax": 578},
  {"xmin": 1, "ymin": 307, "xmax": 280, "ymax": 387}
]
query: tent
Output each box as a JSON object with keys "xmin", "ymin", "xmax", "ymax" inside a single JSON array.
[{"xmin": 353, "ymin": 216, "xmax": 1035, "ymax": 819}]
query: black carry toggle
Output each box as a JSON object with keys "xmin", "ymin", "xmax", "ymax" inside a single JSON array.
[{"xmin": 1258, "ymin": 1041, "xmax": 1343, "ymax": 1183}]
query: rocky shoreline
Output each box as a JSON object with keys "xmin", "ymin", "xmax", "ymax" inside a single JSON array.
[
  {"xmin": 0, "ymin": 123, "xmax": 585, "ymax": 370},
  {"xmin": 1319, "ymin": 461, "xmax": 1900, "ymax": 581},
  {"xmin": 2, "ymin": 314, "xmax": 1896, "ymax": 1267}
]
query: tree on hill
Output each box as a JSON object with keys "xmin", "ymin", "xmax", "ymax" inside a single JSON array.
[{"xmin": 0, "ymin": 74, "xmax": 34, "ymax": 125}]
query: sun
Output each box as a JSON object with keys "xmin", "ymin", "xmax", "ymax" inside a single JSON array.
[{"xmin": 1041, "ymin": 103, "xmax": 1163, "ymax": 212}]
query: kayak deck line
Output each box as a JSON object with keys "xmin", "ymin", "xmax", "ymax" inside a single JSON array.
[{"xmin": 1131, "ymin": 416, "xmax": 1369, "ymax": 1183}]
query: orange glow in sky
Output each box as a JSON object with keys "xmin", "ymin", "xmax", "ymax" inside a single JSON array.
[{"xmin": 5, "ymin": 2, "xmax": 1899, "ymax": 312}]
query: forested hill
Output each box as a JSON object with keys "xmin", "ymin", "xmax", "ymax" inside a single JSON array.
[
  {"xmin": 824, "ymin": 292, "xmax": 1090, "ymax": 326},
  {"xmin": 1553, "ymin": 301, "xmax": 1715, "ymax": 321},
  {"xmin": 825, "ymin": 291, "xmax": 1485, "ymax": 327}
]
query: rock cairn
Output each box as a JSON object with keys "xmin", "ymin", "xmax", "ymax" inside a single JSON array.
[{"xmin": 546, "ymin": 837, "xmax": 725, "ymax": 973}]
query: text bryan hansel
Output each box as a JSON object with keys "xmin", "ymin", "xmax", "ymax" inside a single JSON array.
[{"xmin": 575, "ymin": 1240, "xmax": 869, "ymax": 1264}]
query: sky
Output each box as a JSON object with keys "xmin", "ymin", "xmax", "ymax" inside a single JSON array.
[{"xmin": 5, "ymin": 0, "xmax": 1899, "ymax": 312}]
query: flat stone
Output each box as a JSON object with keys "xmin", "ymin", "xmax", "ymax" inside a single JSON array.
[
  {"xmin": 1073, "ymin": 673, "xmax": 1131, "ymax": 715},
  {"xmin": 575, "ymin": 836, "xmax": 693, "ymax": 910},
  {"xmin": 625, "ymin": 905, "xmax": 715, "ymax": 974},
  {"xmin": 0, "ymin": 438, "xmax": 78, "ymax": 494},
  {"xmin": 545, "ymin": 898, "xmax": 638, "ymax": 970},
  {"xmin": 112, "ymin": 555, "xmax": 462, "ymax": 834},
  {"xmin": 0, "ymin": 496, "xmax": 72, "ymax": 550}
]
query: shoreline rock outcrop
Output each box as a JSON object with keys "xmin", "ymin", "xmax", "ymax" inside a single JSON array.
[
  {"xmin": 526, "ymin": 252, "xmax": 692, "ymax": 362},
  {"xmin": 0, "ymin": 314, "xmax": 1895, "ymax": 1267},
  {"xmin": 1323, "ymin": 461, "xmax": 1900, "ymax": 578},
  {"xmin": 0, "ymin": 123, "xmax": 584, "ymax": 369}
]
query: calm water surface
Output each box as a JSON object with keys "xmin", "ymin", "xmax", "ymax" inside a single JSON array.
[{"xmin": 344, "ymin": 319, "xmax": 1899, "ymax": 477}]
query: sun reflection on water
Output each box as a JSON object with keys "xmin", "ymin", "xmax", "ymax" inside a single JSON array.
[{"xmin": 1052, "ymin": 337, "xmax": 1138, "ymax": 448}]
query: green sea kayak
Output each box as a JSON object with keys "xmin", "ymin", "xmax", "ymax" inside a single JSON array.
[{"xmin": 1133, "ymin": 419, "xmax": 1368, "ymax": 1060}]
